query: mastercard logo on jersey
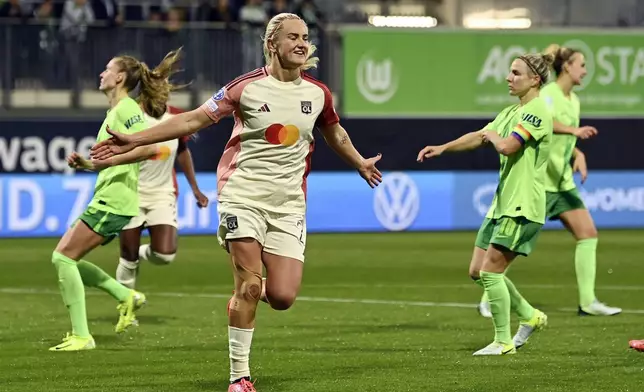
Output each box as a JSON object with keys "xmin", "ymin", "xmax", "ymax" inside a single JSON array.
[
  {"xmin": 265, "ymin": 123, "xmax": 300, "ymax": 146},
  {"xmin": 150, "ymin": 145, "xmax": 171, "ymax": 161}
]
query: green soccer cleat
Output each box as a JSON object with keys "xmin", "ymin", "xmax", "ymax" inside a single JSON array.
[
  {"xmin": 115, "ymin": 290, "xmax": 147, "ymax": 333},
  {"xmin": 49, "ymin": 333, "xmax": 96, "ymax": 352}
]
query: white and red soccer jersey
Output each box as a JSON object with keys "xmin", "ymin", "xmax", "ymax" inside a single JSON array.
[
  {"xmin": 139, "ymin": 106, "xmax": 188, "ymax": 202},
  {"xmin": 199, "ymin": 66, "xmax": 339, "ymax": 215}
]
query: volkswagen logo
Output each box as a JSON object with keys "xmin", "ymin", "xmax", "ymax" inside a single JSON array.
[
  {"xmin": 356, "ymin": 53, "xmax": 399, "ymax": 104},
  {"xmin": 472, "ymin": 183, "xmax": 498, "ymax": 217},
  {"xmin": 373, "ymin": 172, "xmax": 420, "ymax": 231}
]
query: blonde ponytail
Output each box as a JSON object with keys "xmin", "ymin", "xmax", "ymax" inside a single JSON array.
[{"xmin": 116, "ymin": 48, "xmax": 187, "ymax": 119}]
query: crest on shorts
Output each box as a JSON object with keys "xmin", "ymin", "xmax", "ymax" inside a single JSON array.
[
  {"xmin": 301, "ymin": 101, "xmax": 312, "ymax": 115},
  {"xmin": 226, "ymin": 216, "xmax": 238, "ymax": 231}
]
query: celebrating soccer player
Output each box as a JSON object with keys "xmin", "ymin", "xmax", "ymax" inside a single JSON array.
[
  {"xmin": 417, "ymin": 51, "xmax": 554, "ymax": 356},
  {"xmin": 90, "ymin": 13, "xmax": 382, "ymax": 391},
  {"xmin": 53, "ymin": 50, "xmax": 182, "ymax": 351}
]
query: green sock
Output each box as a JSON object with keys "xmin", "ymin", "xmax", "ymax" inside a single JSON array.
[
  {"xmin": 480, "ymin": 271, "xmax": 512, "ymax": 345},
  {"xmin": 77, "ymin": 260, "xmax": 131, "ymax": 302},
  {"xmin": 504, "ymin": 276, "xmax": 534, "ymax": 322},
  {"xmin": 576, "ymin": 238, "xmax": 598, "ymax": 308},
  {"xmin": 473, "ymin": 278, "xmax": 488, "ymax": 303},
  {"xmin": 52, "ymin": 252, "xmax": 90, "ymax": 338}
]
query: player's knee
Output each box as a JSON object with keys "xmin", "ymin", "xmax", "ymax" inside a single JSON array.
[
  {"xmin": 576, "ymin": 227, "xmax": 598, "ymax": 240},
  {"xmin": 148, "ymin": 251, "xmax": 176, "ymax": 265},
  {"xmin": 469, "ymin": 266, "xmax": 481, "ymax": 280},
  {"xmin": 238, "ymin": 276, "xmax": 263, "ymax": 303},
  {"xmin": 266, "ymin": 288, "xmax": 297, "ymax": 311}
]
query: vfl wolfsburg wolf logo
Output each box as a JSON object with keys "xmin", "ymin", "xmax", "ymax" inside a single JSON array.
[{"xmin": 356, "ymin": 53, "xmax": 399, "ymax": 104}]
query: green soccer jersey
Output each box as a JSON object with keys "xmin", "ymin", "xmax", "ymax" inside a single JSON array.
[
  {"xmin": 483, "ymin": 96, "xmax": 553, "ymax": 224},
  {"xmin": 88, "ymin": 97, "xmax": 147, "ymax": 217},
  {"xmin": 540, "ymin": 82, "xmax": 580, "ymax": 192}
]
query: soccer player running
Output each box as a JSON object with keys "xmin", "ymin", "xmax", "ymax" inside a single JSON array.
[
  {"xmin": 90, "ymin": 13, "xmax": 382, "ymax": 391},
  {"xmin": 418, "ymin": 52, "xmax": 554, "ymax": 355},
  {"xmin": 116, "ymin": 102, "xmax": 210, "ymax": 290},
  {"xmin": 52, "ymin": 50, "xmax": 182, "ymax": 351},
  {"xmin": 476, "ymin": 44, "xmax": 620, "ymax": 319}
]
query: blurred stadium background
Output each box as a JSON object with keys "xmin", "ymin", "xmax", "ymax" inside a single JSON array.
[
  {"xmin": 2, "ymin": 0, "xmax": 644, "ymax": 235},
  {"xmin": 1, "ymin": 2, "xmax": 644, "ymax": 391}
]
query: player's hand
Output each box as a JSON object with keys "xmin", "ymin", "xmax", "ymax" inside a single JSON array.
[
  {"xmin": 358, "ymin": 153, "xmax": 383, "ymax": 188},
  {"xmin": 90, "ymin": 126, "xmax": 137, "ymax": 160},
  {"xmin": 574, "ymin": 126, "xmax": 598, "ymax": 140},
  {"xmin": 573, "ymin": 152, "xmax": 588, "ymax": 184},
  {"xmin": 193, "ymin": 189, "xmax": 209, "ymax": 208},
  {"xmin": 417, "ymin": 145, "xmax": 445, "ymax": 162},
  {"xmin": 66, "ymin": 152, "xmax": 95, "ymax": 171}
]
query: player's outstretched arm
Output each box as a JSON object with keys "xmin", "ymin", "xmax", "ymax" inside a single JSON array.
[
  {"xmin": 91, "ymin": 109, "xmax": 214, "ymax": 160},
  {"xmin": 320, "ymin": 123, "xmax": 382, "ymax": 188},
  {"xmin": 417, "ymin": 131, "xmax": 485, "ymax": 162},
  {"xmin": 131, "ymin": 109, "xmax": 213, "ymax": 146}
]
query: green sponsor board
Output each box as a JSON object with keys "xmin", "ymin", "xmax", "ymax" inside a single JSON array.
[{"xmin": 342, "ymin": 29, "xmax": 644, "ymax": 117}]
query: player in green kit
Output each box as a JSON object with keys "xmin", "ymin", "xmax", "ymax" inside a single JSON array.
[
  {"xmin": 476, "ymin": 44, "xmax": 621, "ymax": 318},
  {"xmin": 418, "ymin": 52, "xmax": 554, "ymax": 355},
  {"xmin": 50, "ymin": 50, "xmax": 183, "ymax": 351}
]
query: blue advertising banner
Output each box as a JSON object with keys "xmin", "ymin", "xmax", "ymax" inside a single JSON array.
[
  {"xmin": 453, "ymin": 171, "xmax": 644, "ymax": 229},
  {"xmin": 0, "ymin": 171, "xmax": 642, "ymax": 237}
]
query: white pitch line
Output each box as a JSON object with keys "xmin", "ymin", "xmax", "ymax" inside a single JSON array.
[
  {"xmin": 2, "ymin": 287, "xmax": 644, "ymax": 315},
  {"xmin": 298, "ymin": 283, "xmax": 644, "ymax": 291}
]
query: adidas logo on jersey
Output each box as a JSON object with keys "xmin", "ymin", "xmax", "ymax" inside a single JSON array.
[{"xmin": 259, "ymin": 104, "xmax": 271, "ymax": 112}]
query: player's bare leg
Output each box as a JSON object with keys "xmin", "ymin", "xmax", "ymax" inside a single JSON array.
[
  {"xmin": 560, "ymin": 209, "xmax": 621, "ymax": 316},
  {"xmin": 261, "ymin": 252, "xmax": 303, "ymax": 311},
  {"xmin": 227, "ymin": 238, "xmax": 262, "ymax": 392},
  {"xmin": 117, "ymin": 226, "xmax": 143, "ymax": 289}
]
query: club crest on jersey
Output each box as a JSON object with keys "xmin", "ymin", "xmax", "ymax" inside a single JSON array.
[
  {"xmin": 213, "ymin": 87, "xmax": 226, "ymax": 101},
  {"xmin": 301, "ymin": 101, "xmax": 312, "ymax": 115},
  {"xmin": 226, "ymin": 216, "xmax": 238, "ymax": 231}
]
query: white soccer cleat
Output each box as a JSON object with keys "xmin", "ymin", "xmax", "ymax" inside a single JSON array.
[
  {"xmin": 513, "ymin": 309, "xmax": 548, "ymax": 349},
  {"xmin": 578, "ymin": 300, "xmax": 622, "ymax": 316},
  {"xmin": 473, "ymin": 341, "xmax": 516, "ymax": 356},
  {"xmin": 477, "ymin": 301, "xmax": 492, "ymax": 318}
]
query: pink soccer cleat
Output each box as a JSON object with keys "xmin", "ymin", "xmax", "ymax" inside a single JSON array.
[
  {"xmin": 228, "ymin": 378, "xmax": 256, "ymax": 392},
  {"xmin": 629, "ymin": 339, "xmax": 644, "ymax": 352}
]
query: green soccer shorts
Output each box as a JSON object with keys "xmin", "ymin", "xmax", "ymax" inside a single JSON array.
[
  {"xmin": 475, "ymin": 216, "xmax": 543, "ymax": 257},
  {"xmin": 546, "ymin": 188, "xmax": 587, "ymax": 221},
  {"xmin": 76, "ymin": 206, "xmax": 133, "ymax": 245}
]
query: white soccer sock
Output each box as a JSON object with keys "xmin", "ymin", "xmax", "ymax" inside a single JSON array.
[
  {"xmin": 116, "ymin": 258, "xmax": 139, "ymax": 289},
  {"xmin": 229, "ymin": 326, "xmax": 254, "ymax": 382},
  {"xmin": 139, "ymin": 244, "xmax": 151, "ymax": 261}
]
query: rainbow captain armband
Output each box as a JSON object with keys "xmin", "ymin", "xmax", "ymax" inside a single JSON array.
[{"xmin": 511, "ymin": 124, "xmax": 532, "ymax": 145}]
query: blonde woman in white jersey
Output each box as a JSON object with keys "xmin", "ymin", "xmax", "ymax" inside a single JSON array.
[
  {"xmin": 91, "ymin": 13, "xmax": 382, "ymax": 392},
  {"xmin": 116, "ymin": 103, "xmax": 209, "ymax": 291}
]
